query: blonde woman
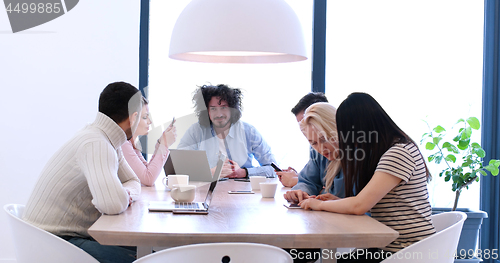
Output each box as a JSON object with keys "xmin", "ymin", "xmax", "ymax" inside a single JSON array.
[{"xmin": 283, "ymin": 102, "xmax": 343, "ymax": 202}]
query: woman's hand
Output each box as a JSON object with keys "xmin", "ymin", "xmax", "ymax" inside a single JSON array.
[
  {"xmin": 315, "ymin": 193, "xmax": 340, "ymax": 201},
  {"xmin": 284, "ymin": 189, "xmax": 310, "ymax": 203},
  {"xmin": 159, "ymin": 125, "xmax": 177, "ymax": 148},
  {"xmin": 299, "ymin": 197, "xmax": 323, "ymax": 211}
]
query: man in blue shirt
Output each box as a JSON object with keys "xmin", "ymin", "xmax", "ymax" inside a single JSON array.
[
  {"xmin": 280, "ymin": 92, "xmax": 345, "ymax": 202},
  {"xmin": 178, "ymin": 84, "xmax": 276, "ymax": 178}
]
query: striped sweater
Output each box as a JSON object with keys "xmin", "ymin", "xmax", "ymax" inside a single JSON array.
[
  {"xmin": 373, "ymin": 143, "xmax": 436, "ymax": 252},
  {"xmin": 23, "ymin": 112, "xmax": 141, "ymax": 238}
]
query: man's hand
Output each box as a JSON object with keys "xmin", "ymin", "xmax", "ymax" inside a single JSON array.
[
  {"xmin": 225, "ymin": 160, "xmax": 246, "ymax": 178},
  {"xmin": 276, "ymin": 167, "xmax": 298, "ymax": 187},
  {"xmin": 125, "ymin": 189, "xmax": 133, "ymax": 206},
  {"xmin": 218, "ymin": 159, "xmax": 234, "ymax": 178},
  {"xmin": 283, "ymin": 189, "xmax": 310, "ymax": 203}
]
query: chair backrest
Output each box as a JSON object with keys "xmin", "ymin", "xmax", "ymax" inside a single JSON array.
[
  {"xmin": 381, "ymin": 211, "xmax": 467, "ymax": 263},
  {"xmin": 4, "ymin": 204, "xmax": 99, "ymax": 263},
  {"xmin": 133, "ymin": 242, "xmax": 293, "ymax": 263}
]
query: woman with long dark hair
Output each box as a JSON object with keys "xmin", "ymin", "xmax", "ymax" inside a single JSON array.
[{"xmin": 299, "ymin": 93, "xmax": 435, "ymax": 262}]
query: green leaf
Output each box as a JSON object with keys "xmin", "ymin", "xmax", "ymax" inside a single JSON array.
[
  {"xmin": 463, "ymin": 159, "xmax": 473, "ymax": 167},
  {"xmin": 428, "ymin": 155, "xmax": 435, "ymax": 162},
  {"xmin": 445, "ymin": 154, "xmax": 457, "ymax": 163},
  {"xmin": 485, "ymin": 165, "xmax": 499, "ymax": 176},
  {"xmin": 433, "ymin": 137, "xmax": 442, "ymax": 145},
  {"xmin": 479, "ymin": 170, "xmax": 487, "ymax": 176},
  {"xmin": 433, "ymin": 125, "xmax": 446, "ymax": 133},
  {"xmin": 442, "ymin": 142, "xmax": 460, "ymax": 154},
  {"xmin": 425, "ymin": 142, "xmax": 436, "ymax": 150},
  {"xmin": 458, "ymin": 139, "xmax": 470, "ymax": 150},
  {"xmin": 457, "ymin": 118, "xmax": 465, "ymax": 124},
  {"xmin": 467, "ymin": 117, "xmax": 480, "ymax": 130},
  {"xmin": 471, "ymin": 142, "xmax": 481, "ymax": 149},
  {"xmin": 460, "ymin": 127, "xmax": 472, "ymax": 140},
  {"xmin": 453, "ymin": 135, "xmax": 460, "ymax": 142},
  {"xmin": 489, "ymin": 159, "xmax": 500, "ymax": 167},
  {"xmin": 444, "ymin": 174, "xmax": 451, "ymax": 181},
  {"xmin": 463, "ymin": 172, "xmax": 471, "ymax": 180},
  {"xmin": 473, "ymin": 148, "xmax": 486, "ymax": 158},
  {"xmin": 435, "ymin": 155, "xmax": 443, "ymax": 164}
]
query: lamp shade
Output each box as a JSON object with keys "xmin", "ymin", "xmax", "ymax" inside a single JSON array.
[{"xmin": 169, "ymin": 0, "xmax": 307, "ymax": 63}]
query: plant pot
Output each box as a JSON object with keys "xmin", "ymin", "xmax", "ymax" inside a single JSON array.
[{"xmin": 432, "ymin": 208, "xmax": 488, "ymax": 263}]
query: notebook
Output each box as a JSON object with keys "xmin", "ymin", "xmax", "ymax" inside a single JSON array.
[
  {"xmin": 164, "ymin": 149, "xmax": 217, "ymax": 182},
  {"xmin": 148, "ymin": 152, "xmax": 225, "ymax": 213}
]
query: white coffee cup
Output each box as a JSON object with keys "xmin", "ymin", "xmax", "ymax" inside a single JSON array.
[
  {"xmin": 250, "ymin": 176, "xmax": 267, "ymax": 191},
  {"xmin": 171, "ymin": 184, "xmax": 196, "ymax": 202},
  {"xmin": 167, "ymin": 174, "xmax": 189, "ymax": 190},
  {"xmin": 260, "ymin": 182, "xmax": 278, "ymax": 198}
]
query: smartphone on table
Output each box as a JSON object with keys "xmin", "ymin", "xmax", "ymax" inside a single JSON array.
[
  {"xmin": 228, "ymin": 190, "xmax": 254, "ymax": 194},
  {"xmin": 284, "ymin": 203, "xmax": 301, "ymax": 209}
]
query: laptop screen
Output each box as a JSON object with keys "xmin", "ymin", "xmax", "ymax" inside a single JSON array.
[{"xmin": 203, "ymin": 153, "xmax": 226, "ymax": 209}]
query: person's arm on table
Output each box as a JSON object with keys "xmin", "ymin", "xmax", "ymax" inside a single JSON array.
[
  {"xmin": 284, "ymin": 150, "xmax": 325, "ymax": 203},
  {"xmin": 78, "ymin": 142, "xmax": 140, "ymax": 215},
  {"xmin": 118, "ymin": 153, "xmax": 141, "ymax": 202},
  {"xmin": 299, "ymin": 172, "xmax": 401, "ymax": 215},
  {"xmin": 244, "ymin": 125, "xmax": 277, "ymax": 178}
]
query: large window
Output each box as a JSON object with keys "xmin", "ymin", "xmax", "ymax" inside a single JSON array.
[
  {"xmin": 148, "ymin": 1, "xmax": 484, "ymax": 209},
  {"xmin": 148, "ymin": 1, "xmax": 314, "ymax": 171},
  {"xmin": 325, "ymin": 1, "xmax": 484, "ymax": 209}
]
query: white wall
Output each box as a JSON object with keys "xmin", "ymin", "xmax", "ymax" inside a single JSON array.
[{"xmin": 0, "ymin": 1, "xmax": 140, "ymax": 261}]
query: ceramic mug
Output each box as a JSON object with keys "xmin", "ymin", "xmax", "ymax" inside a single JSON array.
[
  {"xmin": 250, "ymin": 176, "xmax": 267, "ymax": 191},
  {"xmin": 171, "ymin": 184, "xmax": 196, "ymax": 202},
  {"xmin": 260, "ymin": 182, "xmax": 278, "ymax": 198},
  {"xmin": 167, "ymin": 174, "xmax": 189, "ymax": 190}
]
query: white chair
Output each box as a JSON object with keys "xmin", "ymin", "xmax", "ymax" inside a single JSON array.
[
  {"xmin": 4, "ymin": 204, "xmax": 99, "ymax": 263},
  {"xmin": 133, "ymin": 242, "xmax": 293, "ymax": 263},
  {"xmin": 381, "ymin": 211, "xmax": 467, "ymax": 263}
]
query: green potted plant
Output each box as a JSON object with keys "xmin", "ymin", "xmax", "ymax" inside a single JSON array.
[{"xmin": 421, "ymin": 117, "xmax": 500, "ymax": 262}]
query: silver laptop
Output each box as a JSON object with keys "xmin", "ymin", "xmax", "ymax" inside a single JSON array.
[
  {"xmin": 148, "ymin": 153, "xmax": 225, "ymax": 213},
  {"xmin": 164, "ymin": 149, "xmax": 216, "ymax": 182}
]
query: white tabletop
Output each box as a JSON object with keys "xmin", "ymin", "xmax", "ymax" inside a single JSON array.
[{"xmin": 89, "ymin": 178, "xmax": 398, "ymax": 252}]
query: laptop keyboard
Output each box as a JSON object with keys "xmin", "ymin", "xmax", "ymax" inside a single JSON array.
[{"xmin": 175, "ymin": 202, "xmax": 201, "ymax": 209}]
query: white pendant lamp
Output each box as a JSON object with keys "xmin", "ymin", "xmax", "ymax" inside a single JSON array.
[{"xmin": 169, "ymin": 0, "xmax": 308, "ymax": 63}]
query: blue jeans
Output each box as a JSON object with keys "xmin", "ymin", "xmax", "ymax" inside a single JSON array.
[{"xmin": 62, "ymin": 236, "xmax": 136, "ymax": 263}]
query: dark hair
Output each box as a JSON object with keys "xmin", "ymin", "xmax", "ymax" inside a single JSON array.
[
  {"xmin": 98, "ymin": 82, "xmax": 142, "ymax": 124},
  {"xmin": 336, "ymin": 92, "xmax": 430, "ymax": 197},
  {"xmin": 193, "ymin": 84, "xmax": 243, "ymax": 127},
  {"xmin": 291, "ymin": 92, "xmax": 328, "ymax": 116}
]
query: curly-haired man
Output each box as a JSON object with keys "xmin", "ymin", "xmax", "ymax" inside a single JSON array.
[{"xmin": 178, "ymin": 84, "xmax": 276, "ymax": 178}]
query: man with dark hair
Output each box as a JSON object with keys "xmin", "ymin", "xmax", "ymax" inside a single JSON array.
[
  {"xmin": 23, "ymin": 81, "xmax": 143, "ymax": 263},
  {"xmin": 279, "ymin": 92, "xmax": 344, "ymax": 200},
  {"xmin": 291, "ymin": 92, "xmax": 329, "ymax": 122},
  {"xmin": 178, "ymin": 84, "xmax": 276, "ymax": 178}
]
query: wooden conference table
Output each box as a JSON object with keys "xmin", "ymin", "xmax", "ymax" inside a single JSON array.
[{"xmin": 89, "ymin": 178, "xmax": 398, "ymax": 261}]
